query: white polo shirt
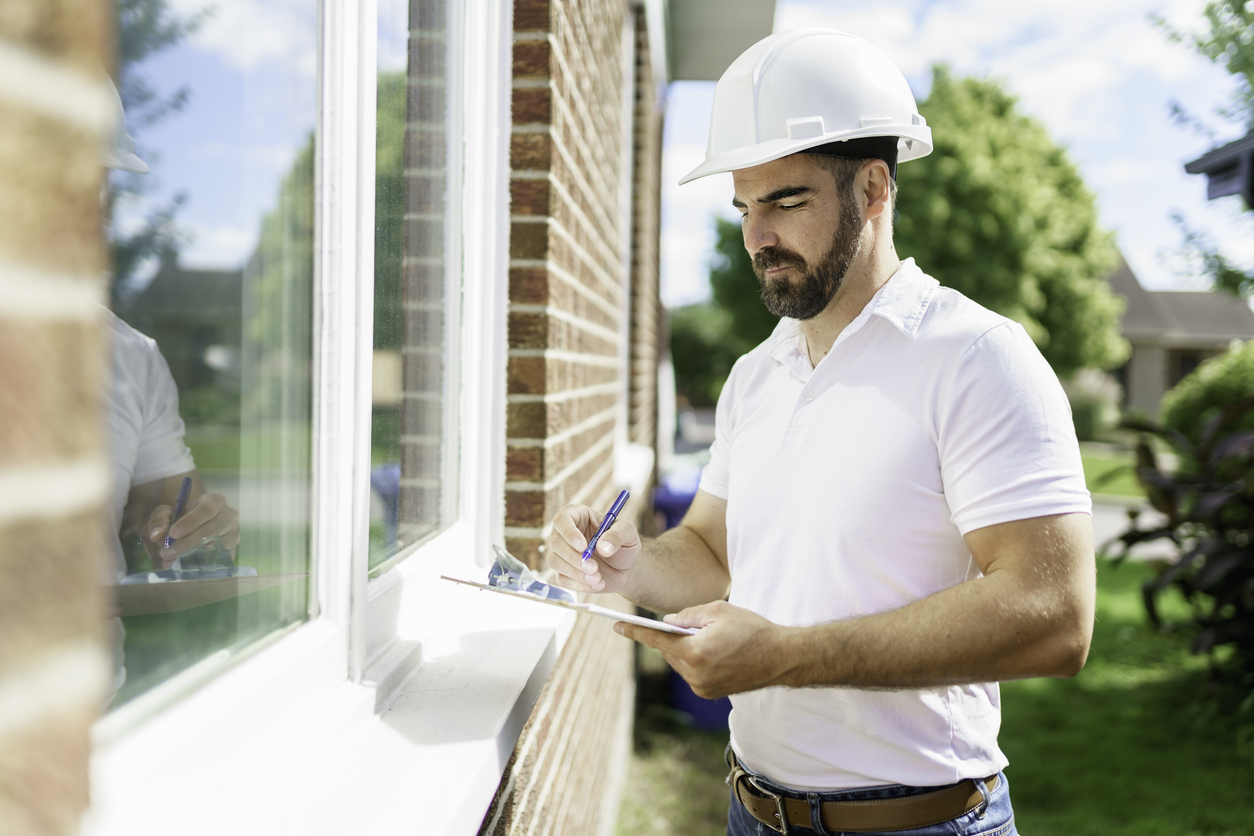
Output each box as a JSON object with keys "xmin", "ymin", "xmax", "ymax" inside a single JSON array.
[{"xmin": 699, "ymin": 258, "xmax": 1091, "ymax": 790}]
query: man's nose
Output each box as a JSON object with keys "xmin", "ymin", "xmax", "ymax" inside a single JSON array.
[{"xmin": 741, "ymin": 213, "xmax": 778, "ymax": 255}]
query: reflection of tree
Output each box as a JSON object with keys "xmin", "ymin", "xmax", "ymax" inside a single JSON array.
[
  {"xmin": 374, "ymin": 71, "xmax": 406, "ymax": 352},
  {"xmin": 241, "ymin": 136, "xmax": 314, "ymax": 442},
  {"xmin": 109, "ymin": 0, "xmax": 208, "ymax": 308}
]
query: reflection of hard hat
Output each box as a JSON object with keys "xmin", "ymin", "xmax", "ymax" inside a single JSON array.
[
  {"xmin": 680, "ymin": 29, "xmax": 932, "ymax": 185},
  {"xmin": 102, "ymin": 76, "xmax": 148, "ymax": 174}
]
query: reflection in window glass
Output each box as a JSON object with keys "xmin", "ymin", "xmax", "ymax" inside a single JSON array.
[
  {"xmin": 370, "ymin": 0, "xmax": 455, "ymax": 571},
  {"xmin": 103, "ymin": 0, "xmax": 315, "ymax": 708}
]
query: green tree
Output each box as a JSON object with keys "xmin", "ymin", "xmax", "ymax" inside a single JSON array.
[
  {"xmin": 1157, "ymin": 1, "xmax": 1254, "ymax": 298},
  {"xmin": 895, "ymin": 67, "xmax": 1126, "ymax": 377},
  {"xmin": 109, "ymin": 0, "xmax": 209, "ymax": 308}
]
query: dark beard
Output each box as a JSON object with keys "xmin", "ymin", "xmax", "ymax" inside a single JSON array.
[{"xmin": 752, "ymin": 197, "xmax": 863, "ymax": 320}]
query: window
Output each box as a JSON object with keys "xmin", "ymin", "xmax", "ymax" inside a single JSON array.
[{"xmin": 103, "ymin": 0, "xmax": 317, "ymax": 709}]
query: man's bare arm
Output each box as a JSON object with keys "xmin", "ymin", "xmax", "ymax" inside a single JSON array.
[
  {"xmin": 547, "ymin": 489, "xmax": 731, "ymax": 613},
  {"xmin": 618, "ymin": 513, "xmax": 1096, "ymax": 699}
]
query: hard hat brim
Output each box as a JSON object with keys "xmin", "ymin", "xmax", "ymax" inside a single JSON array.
[
  {"xmin": 678, "ymin": 125, "xmax": 933, "ymax": 186},
  {"xmin": 103, "ymin": 149, "xmax": 150, "ymax": 175}
]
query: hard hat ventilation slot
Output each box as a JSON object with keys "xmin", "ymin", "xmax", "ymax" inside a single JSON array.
[{"xmin": 786, "ymin": 116, "xmax": 826, "ymax": 140}]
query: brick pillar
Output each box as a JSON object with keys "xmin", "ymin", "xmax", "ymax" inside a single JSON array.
[
  {"xmin": 0, "ymin": 1, "xmax": 114, "ymax": 833},
  {"xmin": 505, "ymin": 0, "xmax": 628, "ymax": 568},
  {"xmin": 482, "ymin": 1, "xmax": 645, "ymax": 833},
  {"xmin": 626, "ymin": 5, "xmax": 663, "ymax": 453}
]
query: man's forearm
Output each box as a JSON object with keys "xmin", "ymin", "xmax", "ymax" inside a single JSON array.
[
  {"xmin": 623, "ymin": 525, "xmax": 731, "ymax": 614},
  {"xmin": 630, "ymin": 514, "xmax": 1097, "ymax": 700},
  {"xmin": 774, "ymin": 550, "xmax": 1093, "ymax": 689}
]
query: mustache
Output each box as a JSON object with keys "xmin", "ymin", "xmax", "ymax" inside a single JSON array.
[{"xmin": 752, "ymin": 246, "xmax": 807, "ymax": 273}]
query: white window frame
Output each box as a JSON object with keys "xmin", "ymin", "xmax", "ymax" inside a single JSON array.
[{"xmin": 85, "ymin": 2, "xmax": 575, "ymax": 833}]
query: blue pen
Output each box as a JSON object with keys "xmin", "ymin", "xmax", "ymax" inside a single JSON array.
[
  {"xmin": 582, "ymin": 489, "xmax": 630, "ymax": 563},
  {"xmin": 164, "ymin": 476, "xmax": 193, "ymax": 549}
]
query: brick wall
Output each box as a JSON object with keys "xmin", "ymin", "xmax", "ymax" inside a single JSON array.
[
  {"xmin": 626, "ymin": 6, "xmax": 663, "ymax": 452},
  {"xmin": 0, "ymin": 1, "xmax": 113, "ymax": 833},
  {"xmin": 504, "ymin": 0, "xmax": 630, "ymax": 567},
  {"xmin": 485, "ymin": 0, "xmax": 662, "ymax": 833}
]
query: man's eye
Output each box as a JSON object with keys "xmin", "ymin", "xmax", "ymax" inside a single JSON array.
[{"xmin": 781, "ymin": 202, "xmax": 803, "ymax": 210}]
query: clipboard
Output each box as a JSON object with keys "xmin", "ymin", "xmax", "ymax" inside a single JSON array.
[
  {"xmin": 110, "ymin": 573, "xmax": 310, "ymax": 617},
  {"xmin": 441, "ymin": 575, "xmax": 698, "ymax": 636}
]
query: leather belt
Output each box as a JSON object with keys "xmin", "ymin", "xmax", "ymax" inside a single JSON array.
[{"xmin": 726, "ymin": 749, "xmax": 996, "ymax": 834}]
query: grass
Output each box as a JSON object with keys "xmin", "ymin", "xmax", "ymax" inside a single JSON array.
[
  {"xmin": 615, "ymin": 560, "xmax": 1254, "ymax": 835},
  {"xmin": 1081, "ymin": 446, "xmax": 1144, "ymax": 498}
]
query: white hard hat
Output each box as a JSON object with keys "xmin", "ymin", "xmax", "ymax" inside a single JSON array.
[
  {"xmin": 679, "ymin": 28, "xmax": 932, "ymax": 185},
  {"xmin": 102, "ymin": 76, "xmax": 149, "ymax": 174}
]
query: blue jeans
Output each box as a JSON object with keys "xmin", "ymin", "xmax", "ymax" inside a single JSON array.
[{"xmin": 726, "ymin": 764, "xmax": 1017, "ymax": 836}]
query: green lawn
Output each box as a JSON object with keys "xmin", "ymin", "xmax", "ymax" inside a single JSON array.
[
  {"xmin": 615, "ymin": 560, "xmax": 1254, "ymax": 835},
  {"xmin": 1081, "ymin": 447, "xmax": 1144, "ymax": 498}
]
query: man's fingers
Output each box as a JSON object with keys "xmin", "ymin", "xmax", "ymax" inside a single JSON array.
[
  {"xmin": 146, "ymin": 505, "xmax": 173, "ymax": 542},
  {"xmin": 168, "ymin": 493, "xmax": 225, "ymax": 540},
  {"xmin": 613, "ymin": 621, "xmax": 682, "ymax": 651},
  {"xmin": 552, "ymin": 505, "xmax": 595, "ymax": 551}
]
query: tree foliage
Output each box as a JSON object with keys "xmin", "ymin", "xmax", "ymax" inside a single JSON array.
[
  {"xmin": 109, "ymin": 0, "xmax": 207, "ymax": 308},
  {"xmin": 895, "ymin": 67, "xmax": 1127, "ymax": 377},
  {"xmin": 1162, "ymin": 342, "xmax": 1254, "ymax": 446},
  {"xmin": 1158, "ymin": 1, "xmax": 1254, "ymax": 130},
  {"xmin": 1157, "ymin": 1, "xmax": 1254, "ymax": 298}
]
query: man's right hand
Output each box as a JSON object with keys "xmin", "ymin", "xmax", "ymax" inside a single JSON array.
[{"xmin": 548, "ymin": 504, "xmax": 642, "ymax": 594}]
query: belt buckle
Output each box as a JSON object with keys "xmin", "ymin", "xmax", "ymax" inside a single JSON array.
[{"xmin": 746, "ymin": 775, "xmax": 790, "ymax": 835}]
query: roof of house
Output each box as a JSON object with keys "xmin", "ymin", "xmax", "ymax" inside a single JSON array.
[
  {"xmin": 1184, "ymin": 129, "xmax": 1254, "ymax": 175},
  {"xmin": 126, "ymin": 259, "xmax": 242, "ymax": 317},
  {"xmin": 1106, "ymin": 257, "xmax": 1254, "ymax": 346}
]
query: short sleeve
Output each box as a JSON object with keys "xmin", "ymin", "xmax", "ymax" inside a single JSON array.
[
  {"xmin": 130, "ymin": 338, "xmax": 196, "ymax": 485},
  {"xmin": 937, "ymin": 322, "xmax": 1091, "ymax": 536},
  {"xmin": 697, "ymin": 362, "xmax": 740, "ymax": 501}
]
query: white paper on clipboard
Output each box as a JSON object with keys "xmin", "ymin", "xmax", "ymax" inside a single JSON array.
[{"xmin": 440, "ymin": 575, "xmax": 699, "ymax": 635}]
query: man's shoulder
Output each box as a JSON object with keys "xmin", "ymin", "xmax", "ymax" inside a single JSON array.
[{"xmin": 914, "ymin": 280, "xmax": 1021, "ymax": 354}]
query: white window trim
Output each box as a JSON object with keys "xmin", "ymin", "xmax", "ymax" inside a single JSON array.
[{"xmin": 85, "ymin": 3, "xmax": 576, "ymax": 833}]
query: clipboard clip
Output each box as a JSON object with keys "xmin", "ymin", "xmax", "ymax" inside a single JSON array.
[{"xmin": 488, "ymin": 545, "xmax": 575, "ymax": 603}]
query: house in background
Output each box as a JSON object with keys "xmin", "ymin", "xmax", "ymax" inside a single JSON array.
[{"xmin": 1107, "ymin": 258, "xmax": 1254, "ymax": 416}]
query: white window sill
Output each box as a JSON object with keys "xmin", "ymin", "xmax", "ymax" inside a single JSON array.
[{"xmin": 86, "ymin": 542, "xmax": 575, "ymax": 836}]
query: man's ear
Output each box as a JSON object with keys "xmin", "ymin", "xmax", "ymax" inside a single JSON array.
[{"xmin": 860, "ymin": 159, "xmax": 893, "ymax": 222}]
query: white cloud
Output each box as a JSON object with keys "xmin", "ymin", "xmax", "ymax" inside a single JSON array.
[
  {"xmin": 178, "ymin": 222, "xmax": 257, "ymax": 269},
  {"xmin": 170, "ymin": 0, "xmax": 317, "ymax": 76}
]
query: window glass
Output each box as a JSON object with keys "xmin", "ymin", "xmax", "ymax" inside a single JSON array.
[
  {"xmin": 103, "ymin": 0, "xmax": 316, "ymax": 708},
  {"xmin": 370, "ymin": 0, "xmax": 456, "ymax": 573}
]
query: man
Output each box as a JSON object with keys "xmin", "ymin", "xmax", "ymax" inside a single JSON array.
[
  {"xmin": 548, "ymin": 29, "xmax": 1094, "ymax": 835},
  {"xmin": 103, "ymin": 78, "xmax": 240, "ymax": 696}
]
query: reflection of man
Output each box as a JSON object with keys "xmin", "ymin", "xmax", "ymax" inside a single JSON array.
[
  {"xmin": 102, "ymin": 77, "xmax": 239, "ymax": 692},
  {"xmin": 549, "ymin": 30, "xmax": 1093, "ymax": 835},
  {"xmin": 103, "ymin": 75, "xmax": 239, "ymax": 579},
  {"xmin": 105, "ymin": 308, "xmax": 240, "ymax": 578}
]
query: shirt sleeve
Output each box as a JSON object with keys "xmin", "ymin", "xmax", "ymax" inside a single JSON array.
[
  {"xmin": 130, "ymin": 339, "xmax": 196, "ymax": 485},
  {"xmin": 697, "ymin": 360, "xmax": 740, "ymax": 501},
  {"xmin": 937, "ymin": 322, "xmax": 1091, "ymax": 536}
]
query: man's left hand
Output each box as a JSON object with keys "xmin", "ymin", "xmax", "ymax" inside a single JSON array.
[{"xmin": 614, "ymin": 601, "xmax": 795, "ymax": 700}]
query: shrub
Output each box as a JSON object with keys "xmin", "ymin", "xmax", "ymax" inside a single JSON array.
[
  {"xmin": 1161, "ymin": 341, "xmax": 1254, "ymax": 445},
  {"xmin": 1110, "ymin": 400, "xmax": 1254, "ymax": 696}
]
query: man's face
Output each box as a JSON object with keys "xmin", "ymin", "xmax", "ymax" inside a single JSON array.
[{"xmin": 731, "ymin": 154, "xmax": 864, "ymax": 321}]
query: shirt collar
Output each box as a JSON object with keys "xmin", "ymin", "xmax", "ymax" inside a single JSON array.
[{"xmin": 765, "ymin": 259, "xmax": 938, "ymax": 372}]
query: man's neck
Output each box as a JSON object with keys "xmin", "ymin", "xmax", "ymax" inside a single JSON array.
[{"xmin": 799, "ymin": 236, "xmax": 900, "ymax": 368}]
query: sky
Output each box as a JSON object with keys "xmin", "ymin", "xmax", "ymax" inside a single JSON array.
[
  {"xmin": 122, "ymin": 0, "xmax": 1252, "ymax": 307},
  {"xmin": 660, "ymin": 0, "xmax": 1254, "ymax": 307}
]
